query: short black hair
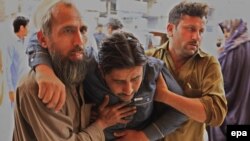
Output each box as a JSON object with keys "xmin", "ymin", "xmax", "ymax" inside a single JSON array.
[
  {"xmin": 98, "ymin": 32, "xmax": 147, "ymax": 75},
  {"xmin": 168, "ymin": 1, "xmax": 209, "ymax": 26},
  {"xmin": 107, "ymin": 18, "xmax": 123, "ymax": 30},
  {"xmin": 97, "ymin": 23, "xmax": 103, "ymax": 27},
  {"xmin": 13, "ymin": 16, "xmax": 29, "ymax": 33}
]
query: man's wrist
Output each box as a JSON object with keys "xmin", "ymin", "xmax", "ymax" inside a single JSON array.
[
  {"xmin": 94, "ymin": 119, "xmax": 107, "ymax": 130},
  {"xmin": 36, "ymin": 64, "xmax": 55, "ymax": 75}
]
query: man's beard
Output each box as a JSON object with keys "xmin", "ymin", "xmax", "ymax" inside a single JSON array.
[{"xmin": 49, "ymin": 46, "xmax": 88, "ymax": 87}]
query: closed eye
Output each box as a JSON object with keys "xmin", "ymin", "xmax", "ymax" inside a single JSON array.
[{"xmin": 114, "ymin": 80, "xmax": 125, "ymax": 85}]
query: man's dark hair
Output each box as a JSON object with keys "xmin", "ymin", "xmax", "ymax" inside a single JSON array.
[
  {"xmin": 107, "ymin": 18, "xmax": 123, "ymax": 30},
  {"xmin": 98, "ymin": 32, "xmax": 147, "ymax": 75},
  {"xmin": 168, "ymin": 1, "xmax": 209, "ymax": 26},
  {"xmin": 13, "ymin": 16, "xmax": 29, "ymax": 33},
  {"xmin": 97, "ymin": 23, "xmax": 103, "ymax": 28}
]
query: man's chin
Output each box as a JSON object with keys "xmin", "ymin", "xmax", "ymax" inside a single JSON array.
[{"xmin": 120, "ymin": 97, "xmax": 133, "ymax": 102}]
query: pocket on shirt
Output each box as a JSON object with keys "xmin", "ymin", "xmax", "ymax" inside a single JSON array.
[{"xmin": 184, "ymin": 83, "xmax": 202, "ymax": 98}]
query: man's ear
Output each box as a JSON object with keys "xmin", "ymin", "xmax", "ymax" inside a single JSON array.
[
  {"xmin": 20, "ymin": 25, "xmax": 25, "ymax": 31},
  {"xmin": 37, "ymin": 30, "xmax": 48, "ymax": 49},
  {"xmin": 166, "ymin": 23, "xmax": 174, "ymax": 38}
]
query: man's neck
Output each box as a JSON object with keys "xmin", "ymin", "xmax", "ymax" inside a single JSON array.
[{"xmin": 168, "ymin": 46, "xmax": 187, "ymax": 71}]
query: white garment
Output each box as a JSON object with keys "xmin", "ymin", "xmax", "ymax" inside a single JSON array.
[
  {"xmin": 0, "ymin": 89, "xmax": 14, "ymax": 141},
  {"xmin": 5, "ymin": 34, "xmax": 30, "ymax": 92},
  {"xmin": 0, "ymin": 59, "xmax": 14, "ymax": 141}
]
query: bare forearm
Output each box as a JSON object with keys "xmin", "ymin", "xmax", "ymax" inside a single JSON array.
[
  {"xmin": 36, "ymin": 64, "xmax": 54, "ymax": 74},
  {"xmin": 154, "ymin": 73, "xmax": 205, "ymax": 122},
  {"xmin": 35, "ymin": 64, "xmax": 66, "ymax": 111},
  {"xmin": 163, "ymin": 91, "xmax": 206, "ymax": 123}
]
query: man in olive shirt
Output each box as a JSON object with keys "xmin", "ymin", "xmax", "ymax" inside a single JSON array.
[{"xmin": 147, "ymin": 1, "xmax": 227, "ymax": 141}]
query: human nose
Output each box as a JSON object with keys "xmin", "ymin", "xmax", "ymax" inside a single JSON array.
[
  {"xmin": 123, "ymin": 83, "xmax": 133, "ymax": 96},
  {"xmin": 191, "ymin": 31, "xmax": 202, "ymax": 41},
  {"xmin": 73, "ymin": 30, "xmax": 86, "ymax": 47}
]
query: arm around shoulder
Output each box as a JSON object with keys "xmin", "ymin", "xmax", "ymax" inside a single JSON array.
[{"xmin": 13, "ymin": 73, "xmax": 105, "ymax": 141}]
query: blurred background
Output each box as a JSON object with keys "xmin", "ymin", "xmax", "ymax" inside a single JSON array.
[{"xmin": 1, "ymin": 0, "xmax": 250, "ymax": 54}]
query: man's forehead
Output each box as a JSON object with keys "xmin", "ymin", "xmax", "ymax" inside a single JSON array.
[
  {"xmin": 179, "ymin": 15, "xmax": 206, "ymax": 26},
  {"xmin": 34, "ymin": 0, "xmax": 85, "ymax": 29},
  {"xmin": 52, "ymin": 2, "xmax": 81, "ymax": 19},
  {"xmin": 51, "ymin": 4, "xmax": 85, "ymax": 26},
  {"xmin": 106, "ymin": 67, "xmax": 143, "ymax": 79},
  {"xmin": 33, "ymin": 0, "xmax": 60, "ymax": 30},
  {"xmin": 52, "ymin": 13, "xmax": 83, "ymax": 24}
]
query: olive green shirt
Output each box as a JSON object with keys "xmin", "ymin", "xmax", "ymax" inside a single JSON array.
[
  {"xmin": 13, "ymin": 71, "xmax": 105, "ymax": 141},
  {"xmin": 146, "ymin": 42, "xmax": 227, "ymax": 141}
]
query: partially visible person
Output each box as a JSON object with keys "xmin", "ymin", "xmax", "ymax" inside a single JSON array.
[
  {"xmin": 209, "ymin": 19, "xmax": 250, "ymax": 141},
  {"xmin": 13, "ymin": 1, "xmax": 136, "ymax": 140},
  {"xmin": 146, "ymin": 1, "xmax": 227, "ymax": 141},
  {"xmin": 0, "ymin": 16, "xmax": 16, "ymax": 141},
  {"xmin": 215, "ymin": 36, "xmax": 224, "ymax": 54},
  {"xmin": 0, "ymin": 48, "xmax": 3, "ymax": 106},
  {"xmin": 106, "ymin": 17, "xmax": 123, "ymax": 36},
  {"xmin": 93, "ymin": 23, "xmax": 107, "ymax": 50},
  {"xmin": 6, "ymin": 15, "xmax": 30, "ymax": 106}
]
